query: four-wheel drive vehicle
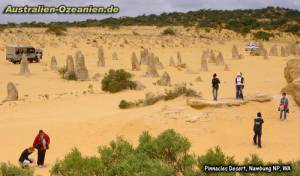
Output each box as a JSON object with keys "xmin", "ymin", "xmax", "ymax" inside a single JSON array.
[{"xmin": 6, "ymin": 45, "xmax": 43, "ymax": 64}]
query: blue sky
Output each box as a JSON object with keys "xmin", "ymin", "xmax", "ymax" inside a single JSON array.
[{"xmin": 0, "ymin": 0, "xmax": 299, "ymax": 23}]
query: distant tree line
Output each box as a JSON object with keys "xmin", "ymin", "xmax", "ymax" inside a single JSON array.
[{"xmin": 0, "ymin": 7, "xmax": 299, "ymax": 36}]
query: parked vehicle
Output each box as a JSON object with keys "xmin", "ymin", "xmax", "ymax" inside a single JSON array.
[
  {"xmin": 6, "ymin": 45, "xmax": 43, "ymax": 64},
  {"xmin": 245, "ymin": 42, "xmax": 259, "ymax": 51}
]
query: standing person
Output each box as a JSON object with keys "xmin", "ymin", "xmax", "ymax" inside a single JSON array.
[
  {"xmin": 19, "ymin": 147, "xmax": 35, "ymax": 168},
  {"xmin": 211, "ymin": 73, "xmax": 220, "ymax": 101},
  {"xmin": 253, "ymin": 112, "xmax": 264, "ymax": 148},
  {"xmin": 33, "ymin": 130, "xmax": 50, "ymax": 167},
  {"xmin": 235, "ymin": 72, "xmax": 244, "ymax": 100},
  {"xmin": 278, "ymin": 92, "xmax": 289, "ymax": 120},
  {"xmin": 36, "ymin": 52, "xmax": 41, "ymax": 62}
]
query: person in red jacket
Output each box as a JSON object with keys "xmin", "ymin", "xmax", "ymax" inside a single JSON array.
[{"xmin": 33, "ymin": 130, "xmax": 50, "ymax": 167}]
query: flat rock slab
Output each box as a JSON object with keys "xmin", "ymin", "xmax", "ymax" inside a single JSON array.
[{"xmin": 187, "ymin": 94, "xmax": 272, "ymax": 109}]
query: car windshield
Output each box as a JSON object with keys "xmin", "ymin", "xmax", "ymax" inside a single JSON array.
[{"xmin": 14, "ymin": 47, "xmax": 35, "ymax": 54}]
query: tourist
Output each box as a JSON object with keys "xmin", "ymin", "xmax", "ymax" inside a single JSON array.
[
  {"xmin": 19, "ymin": 147, "xmax": 35, "ymax": 168},
  {"xmin": 212, "ymin": 73, "xmax": 220, "ymax": 101},
  {"xmin": 253, "ymin": 112, "xmax": 264, "ymax": 148},
  {"xmin": 33, "ymin": 130, "xmax": 50, "ymax": 167},
  {"xmin": 235, "ymin": 72, "xmax": 244, "ymax": 99},
  {"xmin": 278, "ymin": 92, "xmax": 289, "ymax": 120}
]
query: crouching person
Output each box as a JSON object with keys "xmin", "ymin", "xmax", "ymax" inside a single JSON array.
[{"xmin": 19, "ymin": 147, "xmax": 35, "ymax": 168}]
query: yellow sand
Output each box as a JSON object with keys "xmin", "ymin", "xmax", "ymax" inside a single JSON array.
[{"xmin": 0, "ymin": 27, "xmax": 299, "ymax": 176}]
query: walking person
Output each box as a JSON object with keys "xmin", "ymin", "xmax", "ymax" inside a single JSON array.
[
  {"xmin": 235, "ymin": 72, "xmax": 244, "ymax": 99},
  {"xmin": 211, "ymin": 73, "xmax": 220, "ymax": 101},
  {"xmin": 278, "ymin": 92, "xmax": 289, "ymax": 120},
  {"xmin": 33, "ymin": 130, "xmax": 50, "ymax": 167},
  {"xmin": 253, "ymin": 112, "xmax": 264, "ymax": 148},
  {"xmin": 19, "ymin": 147, "xmax": 35, "ymax": 168}
]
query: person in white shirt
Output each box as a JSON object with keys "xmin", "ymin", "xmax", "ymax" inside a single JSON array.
[{"xmin": 235, "ymin": 72, "xmax": 244, "ymax": 100}]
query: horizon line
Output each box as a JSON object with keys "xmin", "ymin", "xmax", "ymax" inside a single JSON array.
[{"xmin": 0, "ymin": 6, "xmax": 299, "ymax": 25}]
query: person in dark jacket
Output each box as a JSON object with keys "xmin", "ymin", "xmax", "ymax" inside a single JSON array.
[
  {"xmin": 253, "ymin": 112, "xmax": 264, "ymax": 148},
  {"xmin": 211, "ymin": 73, "xmax": 220, "ymax": 101},
  {"xmin": 33, "ymin": 130, "xmax": 50, "ymax": 167},
  {"xmin": 278, "ymin": 92, "xmax": 289, "ymax": 120},
  {"xmin": 19, "ymin": 147, "xmax": 35, "ymax": 168}
]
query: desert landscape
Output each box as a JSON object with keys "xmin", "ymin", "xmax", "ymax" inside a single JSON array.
[{"xmin": 0, "ymin": 25, "xmax": 299, "ymax": 175}]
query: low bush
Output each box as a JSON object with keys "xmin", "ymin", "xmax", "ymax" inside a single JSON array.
[
  {"xmin": 132, "ymin": 31, "xmax": 139, "ymax": 36},
  {"xmin": 253, "ymin": 31, "xmax": 274, "ymax": 41},
  {"xmin": 101, "ymin": 69, "xmax": 136, "ymax": 93},
  {"xmin": 50, "ymin": 148, "xmax": 103, "ymax": 176},
  {"xmin": 0, "ymin": 26, "xmax": 5, "ymax": 32},
  {"xmin": 58, "ymin": 66, "xmax": 77, "ymax": 81},
  {"xmin": 66, "ymin": 72, "xmax": 77, "ymax": 81},
  {"xmin": 119, "ymin": 99, "xmax": 136, "ymax": 109},
  {"xmin": 50, "ymin": 129, "xmax": 300, "ymax": 176},
  {"xmin": 46, "ymin": 25, "xmax": 67, "ymax": 36},
  {"xmin": 58, "ymin": 66, "xmax": 67, "ymax": 76},
  {"xmin": 161, "ymin": 28, "xmax": 176, "ymax": 35},
  {"xmin": 119, "ymin": 85, "xmax": 199, "ymax": 109},
  {"xmin": 0, "ymin": 163, "xmax": 33, "ymax": 176},
  {"xmin": 108, "ymin": 25, "xmax": 120, "ymax": 30},
  {"xmin": 284, "ymin": 24, "xmax": 300, "ymax": 33},
  {"xmin": 143, "ymin": 93, "xmax": 165, "ymax": 106},
  {"xmin": 164, "ymin": 85, "xmax": 198, "ymax": 101},
  {"xmin": 51, "ymin": 129, "xmax": 192, "ymax": 176}
]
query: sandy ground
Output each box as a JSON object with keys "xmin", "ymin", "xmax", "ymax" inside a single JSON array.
[{"xmin": 0, "ymin": 27, "xmax": 299, "ymax": 175}]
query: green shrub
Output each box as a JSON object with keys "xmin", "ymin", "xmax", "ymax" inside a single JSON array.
[
  {"xmin": 197, "ymin": 147, "xmax": 237, "ymax": 176},
  {"xmin": 291, "ymin": 160, "xmax": 300, "ymax": 175},
  {"xmin": 58, "ymin": 66, "xmax": 67, "ymax": 76},
  {"xmin": 51, "ymin": 129, "xmax": 192, "ymax": 176},
  {"xmin": 198, "ymin": 147, "xmax": 236, "ymax": 166},
  {"xmin": 50, "ymin": 148, "xmax": 104, "ymax": 176},
  {"xmin": 101, "ymin": 69, "xmax": 136, "ymax": 93},
  {"xmin": 66, "ymin": 72, "xmax": 77, "ymax": 80},
  {"xmin": 164, "ymin": 85, "xmax": 198, "ymax": 101},
  {"xmin": 51, "ymin": 129, "xmax": 300, "ymax": 176},
  {"xmin": 119, "ymin": 85, "xmax": 198, "ymax": 109},
  {"xmin": 137, "ymin": 130, "xmax": 194, "ymax": 174},
  {"xmin": 0, "ymin": 163, "xmax": 33, "ymax": 176},
  {"xmin": 108, "ymin": 25, "xmax": 120, "ymax": 30},
  {"xmin": 46, "ymin": 25, "xmax": 67, "ymax": 36},
  {"xmin": 0, "ymin": 26, "xmax": 5, "ymax": 32},
  {"xmin": 284, "ymin": 24, "xmax": 300, "ymax": 33},
  {"xmin": 205, "ymin": 28, "xmax": 211, "ymax": 33},
  {"xmin": 143, "ymin": 93, "xmax": 165, "ymax": 106},
  {"xmin": 132, "ymin": 31, "xmax": 139, "ymax": 35},
  {"xmin": 119, "ymin": 99, "xmax": 135, "ymax": 109},
  {"xmin": 119, "ymin": 99, "xmax": 144, "ymax": 109},
  {"xmin": 58, "ymin": 66, "xmax": 77, "ymax": 80},
  {"xmin": 161, "ymin": 28, "xmax": 176, "ymax": 35},
  {"xmin": 253, "ymin": 31, "xmax": 274, "ymax": 41}
]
